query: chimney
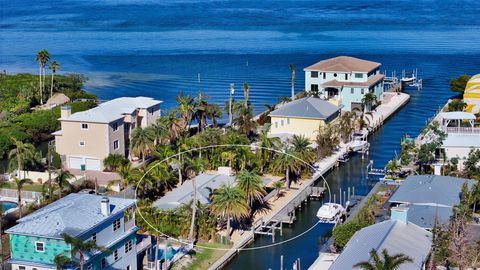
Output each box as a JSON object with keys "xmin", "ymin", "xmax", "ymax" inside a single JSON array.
[
  {"xmin": 101, "ymin": 197, "xmax": 111, "ymax": 216},
  {"xmin": 391, "ymin": 204, "xmax": 409, "ymax": 224},
  {"xmin": 61, "ymin": 106, "xmax": 71, "ymax": 119}
]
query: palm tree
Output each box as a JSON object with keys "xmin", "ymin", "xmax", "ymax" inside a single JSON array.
[
  {"xmin": 176, "ymin": 92, "xmax": 195, "ymax": 131},
  {"xmin": 236, "ymin": 170, "xmax": 266, "ymax": 206},
  {"xmin": 243, "ymin": 82, "xmax": 250, "ymax": 108},
  {"xmin": 62, "ymin": 233, "xmax": 107, "ymax": 270},
  {"xmin": 150, "ymin": 123, "xmax": 169, "ymax": 146},
  {"xmin": 275, "ymin": 147, "xmax": 302, "ymax": 190},
  {"xmin": 115, "ymin": 161, "xmax": 138, "ymax": 188},
  {"xmin": 210, "ymin": 184, "xmax": 249, "ymax": 241},
  {"xmin": 194, "ymin": 92, "xmax": 209, "ymax": 132},
  {"xmin": 221, "ymin": 151, "xmax": 236, "ymax": 168},
  {"xmin": 290, "ymin": 134, "xmax": 316, "ymax": 165},
  {"xmin": 361, "ymin": 92, "xmax": 378, "ymax": 112},
  {"xmin": 353, "ymin": 248, "xmax": 413, "ymax": 270},
  {"xmin": 206, "ymin": 103, "xmax": 223, "ymax": 127},
  {"xmin": 35, "ymin": 49, "xmax": 50, "ymax": 104},
  {"xmin": 158, "ymin": 109, "xmax": 182, "ymax": 141},
  {"xmin": 8, "ymin": 138, "xmax": 35, "ymax": 179},
  {"xmin": 146, "ymin": 161, "xmax": 175, "ymax": 192},
  {"xmin": 54, "ymin": 254, "xmax": 71, "ymax": 270},
  {"xmin": 289, "ymin": 64, "xmax": 295, "ymax": 100},
  {"xmin": 48, "ymin": 60, "xmax": 60, "ymax": 99},
  {"xmin": 54, "ymin": 169, "xmax": 75, "ymax": 198},
  {"xmin": 338, "ymin": 111, "xmax": 355, "ymax": 143},
  {"xmin": 130, "ymin": 127, "xmax": 156, "ymax": 162},
  {"xmin": 13, "ymin": 177, "xmax": 33, "ymax": 218},
  {"xmin": 185, "ymin": 157, "xmax": 204, "ymax": 242},
  {"xmin": 233, "ymin": 102, "xmax": 256, "ymax": 136},
  {"xmin": 272, "ymin": 180, "xmax": 284, "ymax": 199},
  {"xmin": 257, "ymin": 124, "xmax": 280, "ymax": 173},
  {"xmin": 103, "ymin": 153, "xmax": 127, "ymax": 171},
  {"xmin": 386, "ymin": 159, "xmax": 402, "ymax": 176}
]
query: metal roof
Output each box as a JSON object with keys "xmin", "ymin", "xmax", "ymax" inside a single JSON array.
[
  {"xmin": 61, "ymin": 96, "xmax": 162, "ymax": 123},
  {"xmin": 329, "ymin": 220, "xmax": 432, "ymax": 270},
  {"xmin": 406, "ymin": 204, "xmax": 452, "ymax": 229},
  {"xmin": 389, "ymin": 175, "xmax": 475, "ymax": 207},
  {"xmin": 304, "ymin": 56, "xmax": 381, "ymax": 72},
  {"xmin": 153, "ymin": 173, "xmax": 236, "ymax": 210},
  {"xmin": 269, "ymin": 97, "xmax": 341, "ymax": 120},
  {"xmin": 440, "ymin": 111, "xmax": 476, "ymax": 120},
  {"xmin": 6, "ymin": 194, "xmax": 135, "ymax": 238}
]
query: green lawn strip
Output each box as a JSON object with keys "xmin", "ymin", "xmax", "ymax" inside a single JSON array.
[{"xmin": 182, "ymin": 242, "xmax": 231, "ymax": 270}]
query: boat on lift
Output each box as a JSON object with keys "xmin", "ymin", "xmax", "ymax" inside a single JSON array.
[
  {"xmin": 316, "ymin": 203, "xmax": 345, "ymax": 224},
  {"xmin": 350, "ymin": 130, "xmax": 369, "ymax": 153}
]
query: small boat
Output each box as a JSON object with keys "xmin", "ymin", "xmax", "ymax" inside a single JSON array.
[
  {"xmin": 350, "ymin": 130, "xmax": 369, "ymax": 152},
  {"xmin": 316, "ymin": 203, "xmax": 345, "ymax": 224}
]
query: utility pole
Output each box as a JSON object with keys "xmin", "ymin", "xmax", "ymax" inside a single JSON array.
[{"xmin": 229, "ymin": 83, "xmax": 234, "ymax": 126}]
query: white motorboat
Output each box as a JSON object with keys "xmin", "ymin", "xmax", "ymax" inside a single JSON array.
[
  {"xmin": 316, "ymin": 203, "xmax": 345, "ymax": 224},
  {"xmin": 350, "ymin": 130, "xmax": 369, "ymax": 152}
]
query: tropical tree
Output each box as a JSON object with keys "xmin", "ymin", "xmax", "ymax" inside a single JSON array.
[
  {"xmin": 158, "ymin": 109, "xmax": 182, "ymax": 141},
  {"xmin": 35, "ymin": 49, "xmax": 50, "ymax": 104},
  {"xmin": 236, "ymin": 170, "xmax": 266, "ymax": 206},
  {"xmin": 62, "ymin": 233, "xmax": 107, "ymax": 270},
  {"xmin": 103, "ymin": 153, "xmax": 127, "ymax": 171},
  {"xmin": 233, "ymin": 102, "xmax": 256, "ymax": 136},
  {"xmin": 221, "ymin": 151, "xmax": 236, "ymax": 168},
  {"xmin": 185, "ymin": 157, "xmax": 204, "ymax": 242},
  {"xmin": 54, "ymin": 254, "xmax": 72, "ymax": 270},
  {"xmin": 353, "ymin": 248, "xmax": 413, "ymax": 270},
  {"xmin": 13, "ymin": 177, "xmax": 33, "ymax": 218},
  {"xmin": 274, "ymin": 147, "xmax": 302, "ymax": 190},
  {"xmin": 290, "ymin": 134, "xmax": 316, "ymax": 165},
  {"xmin": 361, "ymin": 92, "xmax": 377, "ymax": 112},
  {"xmin": 146, "ymin": 161, "xmax": 175, "ymax": 192},
  {"xmin": 385, "ymin": 159, "xmax": 402, "ymax": 175},
  {"xmin": 8, "ymin": 138, "xmax": 35, "ymax": 178},
  {"xmin": 150, "ymin": 122, "xmax": 169, "ymax": 146},
  {"xmin": 272, "ymin": 181, "xmax": 284, "ymax": 199},
  {"xmin": 210, "ymin": 184, "xmax": 249, "ymax": 241},
  {"xmin": 257, "ymin": 124, "xmax": 280, "ymax": 173},
  {"xmin": 48, "ymin": 60, "xmax": 60, "ymax": 99},
  {"xmin": 450, "ymin": 74, "xmax": 471, "ymax": 94},
  {"xmin": 289, "ymin": 64, "xmax": 295, "ymax": 99},
  {"xmin": 176, "ymin": 92, "xmax": 195, "ymax": 131},
  {"xmin": 316, "ymin": 123, "xmax": 339, "ymax": 158},
  {"xmin": 447, "ymin": 99, "xmax": 467, "ymax": 112},
  {"xmin": 194, "ymin": 92, "xmax": 208, "ymax": 131},
  {"xmin": 130, "ymin": 127, "xmax": 156, "ymax": 162},
  {"xmin": 115, "ymin": 161, "xmax": 138, "ymax": 188},
  {"xmin": 243, "ymin": 82, "xmax": 250, "ymax": 108},
  {"xmin": 338, "ymin": 111, "xmax": 355, "ymax": 143},
  {"xmin": 54, "ymin": 169, "xmax": 75, "ymax": 198},
  {"xmin": 206, "ymin": 103, "xmax": 223, "ymax": 127}
]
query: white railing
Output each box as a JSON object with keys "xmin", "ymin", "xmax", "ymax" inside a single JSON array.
[
  {"xmin": 136, "ymin": 235, "xmax": 152, "ymax": 253},
  {"xmin": 442, "ymin": 126, "xmax": 480, "ymax": 134},
  {"xmin": 0, "ymin": 189, "xmax": 41, "ymax": 202}
]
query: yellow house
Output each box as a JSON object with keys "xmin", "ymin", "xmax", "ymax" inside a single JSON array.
[
  {"xmin": 53, "ymin": 97, "xmax": 162, "ymax": 171},
  {"xmin": 464, "ymin": 74, "xmax": 480, "ymax": 113},
  {"xmin": 268, "ymin": 97, "xmax": 341, "ymax": 141}
]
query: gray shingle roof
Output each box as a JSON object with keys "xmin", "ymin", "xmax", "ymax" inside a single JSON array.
[
  {"xmin": 389, "ymin": 175, "xmax": 475, "ymax": 207},
  {"xmin": 6, "ymin": 194, "xmax": 135, "ymax": 238},
  {"xmin": 153, "ymin": 173, "xmax": 236, "ymax": 210},
  {"xmin": 329, "ymin": 220, "xmax": 432, "ymax": 270},
  {"xmin": 62, "ymin": 96, "xmax": 162, "ymax": 123},
  {"xmin": 269, "ymin": 97, "xmax": 341, "ymax": 120}
]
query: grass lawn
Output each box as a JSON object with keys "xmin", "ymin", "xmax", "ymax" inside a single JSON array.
[
  {"xmin": 1, "ymin": 182, "xmax": 44, "ymax": 193},
  {"xmin": 181, "ymin": 242, "xmax": 232, "ymax": 270}
]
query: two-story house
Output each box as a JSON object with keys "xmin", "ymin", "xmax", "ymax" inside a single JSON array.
[
  {"xmin": 304, "ymin": 56, "xmax": 385, "ymax": 111},
  {"xmin": 6, "ymin": 194, "xmax": 138, "ymax": 270},
  {"xmin": 53, "ymin": 96, "xmax": 162, "ymax": 171}
]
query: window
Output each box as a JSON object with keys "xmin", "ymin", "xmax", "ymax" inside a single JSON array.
[
  {"xmin": 92, "ymin": 233, "xmax": 97, "ymax": 242},
  {"xmin": 113, "ymin": 140, "xmax": 119, "ymax": 150},
  {"xmin": 101, "ymin": 258, "xmax": 107, "ymax": 269},
  {"xmin": 113, "ymin": 218, "xmax": 121, "ymax": 231},
  {"xmin": 275, "ymin": 122, "xmax": 278, "ymax": 128},
  {"xmin": 125, "ymin": 240, "xmax": 133, "ymax": 253},
  {"xmin": 79, "ymin": 141, "xmax": 85, "ymax": 147},
  {"xmin": 361, "ymin": 89, "xmax": 365, "ymax": 94},
  {"xmin": 35, "ymin": 242, "xmax": 44, "ymax": 252},
  {"xmin": 114, "ymin": 249, "xmax": 119, "ymax": 261},
  {"xmin": 355, "ymin": 73, "xmax": 363, "ymax": 78},
  {"xmin": 19, "ymin": 267, "xmax": 26, "ymax": 270},
  {"xmin": 112, "ymin": 122, "xmax": 118, "ymax": 132},
  {"xmin": 310, "ymin": 71, "xmax": 318, "ymax": 78},
  {"xmin": 344, "ymin": 74, "xmax": 348, "ymax": 80},
  {"xmin": 126, "ymin": 266, "xmax": 131, "ymax": 270},
  {"xmin": 33, "ymin": 268, "xmax": 37, "ymax": 270},
  {"xmin": 281, "ymin": 120, "xmax": 284, "ymax": 126},
  {"xmin": 333, "ymin": 73, "xmax": 337, "ymax": 77},
  {"xmin": 287, "ymin": 118, "xmax": 290, "ymax": 125},
  {"xmin": 350, "ymin": 88, "xmax": 354, "ymax": 94},
  {"xmin": 323, "ymin": 72, "xmax": 326, "ymax": 79},
  {"xmin": 310, "ymin": 84, "xmax": 319, "ymax": 92},
  {"xmin": 81, "ymin": 123, "xmax": 89, "ymax": 130}
]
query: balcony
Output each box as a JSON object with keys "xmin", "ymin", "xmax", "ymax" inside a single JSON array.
[{"xmin": 441, "ymin": 126, "xmax": 480, "ymax": 134}]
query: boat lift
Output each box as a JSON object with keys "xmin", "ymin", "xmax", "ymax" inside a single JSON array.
[{"xmin": 401, "ymin": 69, "xmax": 422, "ymax": 91}]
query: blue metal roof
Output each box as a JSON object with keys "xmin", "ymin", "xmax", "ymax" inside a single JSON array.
[{"xmin": 269, "ymin": 97, "xmax": 341, "ymax": 120}]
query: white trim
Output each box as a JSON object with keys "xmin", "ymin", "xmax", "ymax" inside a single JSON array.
[
  {"xmin": 81, "ymin": 123, "xmax": 89, "ymax": 130},
  {"xmin": 35, "ymin": 241, "xmax": 45, "ymax": 252}
]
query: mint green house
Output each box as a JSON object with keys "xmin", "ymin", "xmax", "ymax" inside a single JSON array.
[{"xmin": 6, "ymin": 194, "xmax": 138, "ymax": 270}]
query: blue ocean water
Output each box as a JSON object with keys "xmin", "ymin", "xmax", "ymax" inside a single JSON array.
[{"xmin": 1, "ymin": 1, "xmax": 480, "ymax": 269}]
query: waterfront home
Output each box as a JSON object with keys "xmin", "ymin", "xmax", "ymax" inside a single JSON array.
[
  {"xmin": 464, "ymin": 74, "xmax": 480, "ymax": 113},
  {"xmin": 53, "ymin": 97, "xmax": 162, "ymax": 171},
  {"xmin": 304, "ymin": 56, "xmax": 384, "ymax": 111},
  {"xmin": 268, "ymin": 96, "xmax": 341, "ymax": 141},
  {"xmin": 389, "ymin": 175, "xmax": 475, "ymax": 229},
  {"xmin": 153, "ymin": 172, "xmax": 236, "ymax": 210},
  {"xmin": 325, "ymin": 209, "xmax": 432, "ymax": 270},
  {"xmin": 6, "ymin": 194, "xmax": 138, "ymax": 270}
]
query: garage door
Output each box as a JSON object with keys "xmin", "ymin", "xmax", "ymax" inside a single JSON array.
[
  {"xmin": 69, "ymin": 157, "xmax": 83, "ymax": 169},
  {"xmin": 85, "ymin": 158, "xmax": 101, "ymax": 171}
]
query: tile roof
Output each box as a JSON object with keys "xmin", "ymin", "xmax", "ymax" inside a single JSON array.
[
  {"xmin": 6, "ymin": 194, "xmax": 135, "ymax": 238},
  {"xmin": 153, "ymin": 173, "xmax": 236, "ymax": 210},
  {"xmin": 329, "ymin": 220, "xmax": 432, "ymax": 270},
  {"xmin": 269, "ymin": 97, "xmax": 341, "ymax": 120},
  {"xmin": 321, "ymin": 74, "xmax": 384, "ymax": 89},
  {"xmin": 62, "ymin": 96, "xmax": 162, "ymax": 123},
  {"xmin": 389, "ymin": 175, "xmax": 475, "ymax": 207},
  {"xmin": 304, "ymin": 56, "xmax": 381, "ymax": 72}
]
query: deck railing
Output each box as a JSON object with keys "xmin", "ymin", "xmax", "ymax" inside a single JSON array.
[
  {"xmin": 442, "ymin": 126, "xmax": 480, "ymax": 134},
  {"xmin": 0, "ymin": 189, "xmax": 41, "ymax": 201}
]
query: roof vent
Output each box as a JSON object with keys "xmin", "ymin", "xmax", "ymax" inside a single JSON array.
[{"xmin": 101, "ymin": 197, "xmax": 111, "ymax": 216}]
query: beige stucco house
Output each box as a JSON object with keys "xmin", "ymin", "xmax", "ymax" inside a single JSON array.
[
  {"xmin": 268, "ymin": 97, "xmax": 341, "ymax": 141},
  {"xmin": 53, "ymin": 96, "xmax": 162, "ymax": 171}
]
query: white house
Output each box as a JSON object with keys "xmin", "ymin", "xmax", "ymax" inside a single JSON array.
[{"xmin": 304, "ymin": 56, "xmax": 384, "ymax": 111}]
